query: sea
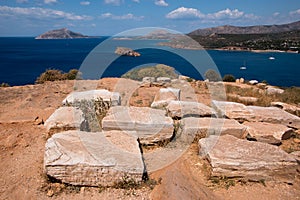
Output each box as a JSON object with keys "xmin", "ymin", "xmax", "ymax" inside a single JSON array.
[{"xmin": 1, "ymin": 37, "xmax": 300, "ymax": 87}]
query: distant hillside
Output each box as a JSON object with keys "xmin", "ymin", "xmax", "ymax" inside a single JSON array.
[
  {"xmin": 189, "ymin": 21, "xmax": 300, "ymax": 36},
  {"xmin": 35, "ymin": 28, "xmax": 88, "ymax": 39}
]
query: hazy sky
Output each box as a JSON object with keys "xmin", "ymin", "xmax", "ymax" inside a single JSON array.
[{"xmin": 0, "ymin": 0, "xmax": 299, "ymax": 36}]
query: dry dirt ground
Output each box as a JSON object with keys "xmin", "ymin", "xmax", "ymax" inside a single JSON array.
[{"xmin": 0, "ymin": 78, "xmax": 299, "ymax": 200}]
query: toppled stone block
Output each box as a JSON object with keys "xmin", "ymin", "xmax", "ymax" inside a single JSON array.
[
  {"xmin": 244, "ymin": 121, "xmax": 294, "ymax": 145},
  {"xmin": 44, "ymin": 130, "xmax": 144, "ymax": 186},
  {"xmin": 44, "ymin": 107, "xmax": 84, "ymax": 135},
  {"xmin": 151, "ymin": 88, "xmax": 180, "ymax": 108},
  {"xmin": 212, "ymin": 100, "xmax": 300, "ymax": 129},
  {"xmin": 166, "ymin": 101, "xmax": 216, "ymax": 118},
  {"xmin": 62, "ymin": 89, "xmax": 121, "ymax": 106},
  {"xmin": 157, "ymin": 77, "xmax": 171, "ymax": 83},
  {"xmin": 271, "ymin": 101, "xmax": 300, "ymax": 117},
  {"xmin": 102, "ymin": 106, "xmax": 174, "ymax": 145},
  {"xmin": 199, "ymin": 135, "xmax": 298, "ymax": 182},
  {"xmin": 180, "ymin": 117, "xmax": 248, "ymax": 143}
]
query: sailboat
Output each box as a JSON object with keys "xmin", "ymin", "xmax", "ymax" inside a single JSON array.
[
  {"xmin": 269, "ymin": 56, "xmax": 275, "ymax": 60},
  {"xmin": 240, "ymin": 61, "xmax": 247, "ymax": 70}
]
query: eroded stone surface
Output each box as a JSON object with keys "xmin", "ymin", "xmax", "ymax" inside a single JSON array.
[
  {"xmin": 212, "ymin": 100, "xmax": 300, "ymax": 128},
  {"xmin": 151, "ymin": 88, "xmax": 180, "ymax": 108},
  {"xmin": 243, "ymin": 121, "xmax": 294, "ymax": 145},
  {"xmin": 44, "ymin": 130, "xmax": 144, "ymax": 186},
  {"xmin": 44, "ymin": 107, "xmax": 84, "ymax": 134},
  {"xmin": 180, "ymin": 117, "xmax": 248, "ymax": 143},
  {"xmin": 199, "ymin": 135, "xmax": 298, "ymax": 182},
  {"xmin": 102, "ymin": 106, "xmax": 174, "ymax": 145},
  {"xmin": 271, "ymin": 101, "xmax": 300, "ymax": 117},
  {"xmin": 62, "ymin": 89, "xmax": 121, "ymax": 106},
  {"xmin": 166, "ymin": 101, "xmax": 216, "ymax": 119}
]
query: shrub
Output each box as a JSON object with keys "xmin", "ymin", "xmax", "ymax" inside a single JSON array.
[
  {"xmin": 0, "ymin": 82, "xmax": 10, "ymax": 87},
  {"xmin": 204, "ymin": 69, "xmax": 222, "ymax": 82},
  {"xmin": 223, "ymin": 74, "xmax": 236, "ymax": 82},
  {"xmin": 36, "ymin": 69, "xmax": 80, "ymax": 84}
]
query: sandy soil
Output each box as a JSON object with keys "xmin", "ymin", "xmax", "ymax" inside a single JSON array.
[{"xmin": 0, "ymin": 79, "xmax": 299, "ymax": 200}]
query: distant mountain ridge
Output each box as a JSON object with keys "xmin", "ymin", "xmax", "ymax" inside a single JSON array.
[
  {"xmin": 35, "ymin": 28, "xmax": 88, "ymax": 39},
  {"xmin": 189, "ymin": 20, "xmax": 300, "ymax": 36}
]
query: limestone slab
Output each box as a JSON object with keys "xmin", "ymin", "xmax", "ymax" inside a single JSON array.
[
  {"xmin": 44, "ymin": 130, "xmax": 144, "ymax": 186},
  {"xmin": 102, "ymin": 106, "xmax": 174, "ymax": 145},
  {"xmin": 199, "ymin": 135, "xmax": 298, "ymax": 182},
  {"xmin": 44, "ymin": 107, "xmax": 84, "ymax": 134},
  {"xmin": 62, "ymin": 89, "xmax": 121, "ymax": 106}
]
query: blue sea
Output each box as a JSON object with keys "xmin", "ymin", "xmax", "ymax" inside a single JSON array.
[{"xmin": 1, "ymin": 37, "xmax": 300, "ymax": 87}]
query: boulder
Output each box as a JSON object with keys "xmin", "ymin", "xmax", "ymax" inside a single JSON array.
[
  {"xmin": 271, "ymin": 101, "xmax": 300, "ymax": 117},
  {"xmin": 180, "ymin": 117, "xmax": 248, "ymax": 143},
  {"xmin": 62, "ymin": 89, "xmax": 121, "ymax": 106},
  {"xmin": 156, "ymin": 77, "xmax": 171, "ymax": 83},
  {"xmin": 151, "ymin": 88, "xmax": 180, "ymax": 108},
  {"xmin": 266, "ymin": 86, "xmax": 284, "ymax": 95},
  {"xmin": 166, "ymin": 101, "xmax": 216, "ymax": 119},
  {"xmin": 243, "ymin": 121, "xmax": 294, "ymax": 145},
  {"xmin": 102, "ymin": 106, "xmax": 174, "ymax": 145},
  {"xmin": 212, "ymin": 100, "xmax": 300, "ymax": 129},
  {"xmin": 44, "ymin": 107, "xmax": 85, "ymax": 135},
  {"xmin": 199, "ymin": 135, "xmax": 298, "ymax": 182},
  {"xmin": 44, "ymin": 130, "xmax": 144, "ymax": 186}
]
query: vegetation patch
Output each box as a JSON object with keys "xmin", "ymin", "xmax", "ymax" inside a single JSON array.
[
  {"xmin": 35, "ymin": 69, "xmax": 81, "ymax": 84},
  {"xmin": 121, "ymin": 64, "xmax": 178, "ymax": 81}
]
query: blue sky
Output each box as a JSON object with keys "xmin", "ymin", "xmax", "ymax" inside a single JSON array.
[{"xmin": 0, "ymin": 0, "xmax": 299, "ymax": 36}]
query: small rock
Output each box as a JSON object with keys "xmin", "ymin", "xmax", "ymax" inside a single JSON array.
[
  {"xmin": 266, "ymin": 86, "xmax": 284, "ymax": 95},
  {"xmin": 249, "ymin": 80, "xmax": 258, "ymax": 85},
  {"xmin": 47, "ymin": 190, "xmax": 54, "ymax": 197}
]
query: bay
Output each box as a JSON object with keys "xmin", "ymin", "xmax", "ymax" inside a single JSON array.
[{"xmin": 0, "ymin": 37, "xmax": 299, "ymax": 87}]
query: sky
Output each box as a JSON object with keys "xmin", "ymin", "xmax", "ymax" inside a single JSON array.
[{"xmin": 0, "ymin": 0, "xmax": 299, "ymax": 36}]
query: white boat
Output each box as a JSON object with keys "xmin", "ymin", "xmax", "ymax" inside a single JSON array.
[
  {"xmin": 269, "ymin": 56, "xmax": 275, "ymax": 60},
  {"xmin": 240, "ymin": 61, "xmax": 247, "ymax": 70}
]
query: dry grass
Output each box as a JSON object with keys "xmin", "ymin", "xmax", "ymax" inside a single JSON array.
[{"xmin": 225, "ymin": 85, "xmax": 300, "ymax": 106}]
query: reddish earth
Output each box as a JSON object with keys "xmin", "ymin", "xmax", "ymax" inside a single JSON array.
[{"xmin": 0, "ymin": 78, "xmax": 299, "ymax": 199}]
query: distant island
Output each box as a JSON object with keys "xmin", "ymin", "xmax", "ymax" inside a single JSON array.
[
  {"xmin": 115, "ymin": 47, "xmax": 141, "ymax": 57},
  {"xmin": 35, "ymin": 28, "xmax": 89, "ymax": 39}
]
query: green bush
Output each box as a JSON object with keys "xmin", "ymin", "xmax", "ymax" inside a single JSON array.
[
  {"xmin": 122, "ymin": 64, "xmax": 178, "ymax": 81},
  {"xmin": 36, "ymin": 69, "xmax": 80, "ymax": 84},
  {"xmin": 0, "ymin": 82, "xmax": 10, "ymax": 87},
  {"xmin": 223, "ymin": 74, "xmax": 236, "ymax": 82},
  {"xmin": 204, "ymin": 69, "xmax": 222, "ymax": 82}
]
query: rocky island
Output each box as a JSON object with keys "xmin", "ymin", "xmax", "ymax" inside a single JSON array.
[
  {"xmin": 35, "ymin": 28, "xmax": 89, "ymax": 39},
  {"xmin": 115, "ymin": 47, "xmax": 141, "ymax": 57}
]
